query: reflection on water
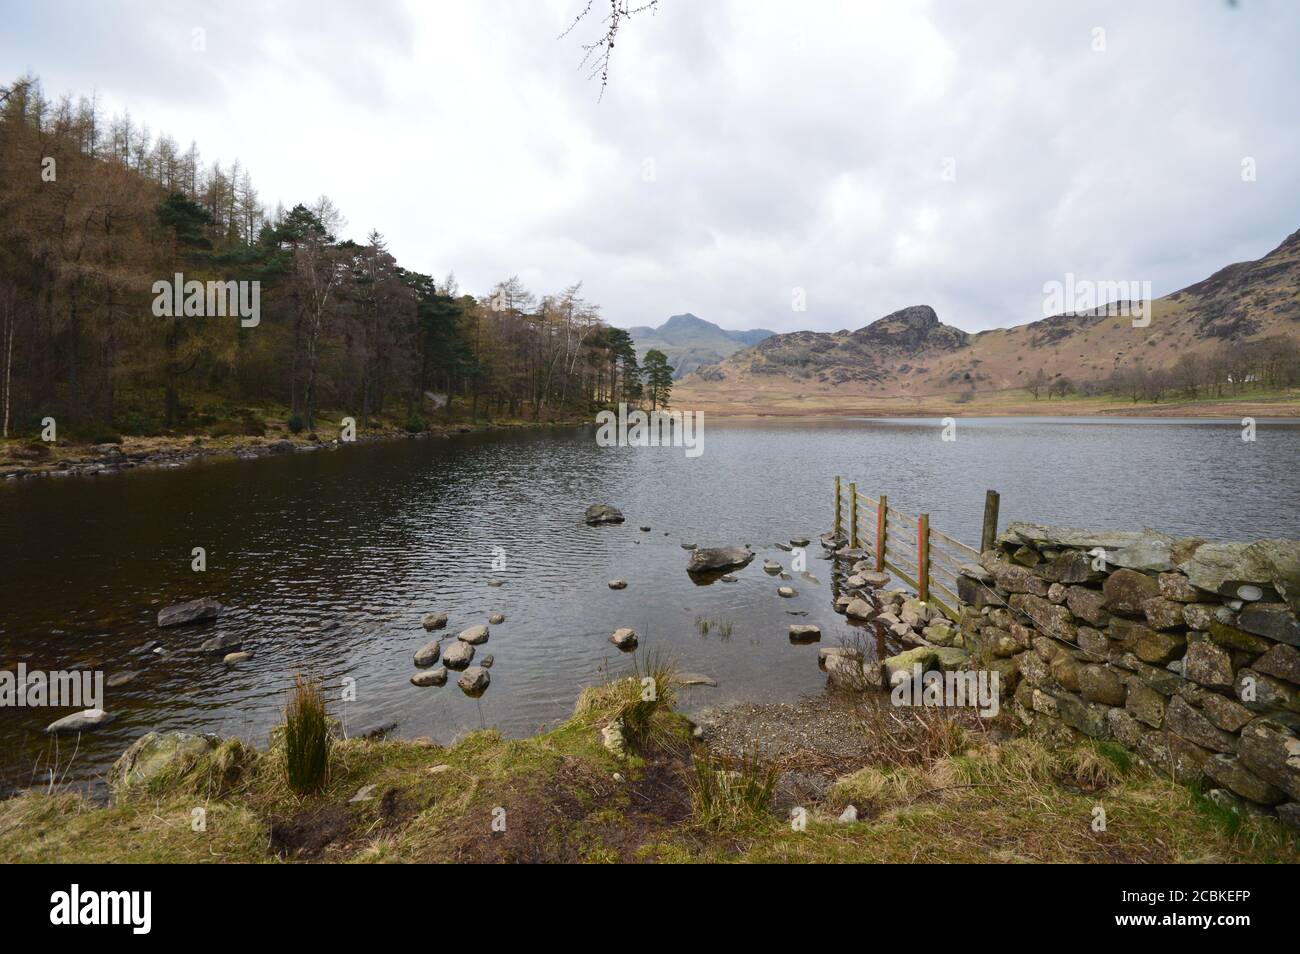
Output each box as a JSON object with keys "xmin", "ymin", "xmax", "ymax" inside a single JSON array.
[{"xmin": 2, "ymin": 417, "xmax": 1298, "ymax": 793}]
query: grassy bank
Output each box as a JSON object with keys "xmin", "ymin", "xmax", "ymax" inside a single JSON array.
[{"xmin": 2, "ymin": 670, "xmax": 1295, "ymax": 864}]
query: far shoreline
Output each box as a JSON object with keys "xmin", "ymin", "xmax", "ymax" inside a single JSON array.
[{"xmin": 668, "ymin": 388, "xmax": 1300, "ymax": 421}]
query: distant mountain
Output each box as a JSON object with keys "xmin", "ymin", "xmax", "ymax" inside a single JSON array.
[
  {"xmin": 626, "ymin": 313, "xmax": 775, "ymax": 379},
  {"xmin": 673, "ymin": 227, "xmax": 1300, "ymax": 409}
]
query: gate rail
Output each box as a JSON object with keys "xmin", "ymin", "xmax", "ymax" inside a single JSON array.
[{"xmin": 833, "ymin": 478, "xmax": 1000, "ymax": 620}]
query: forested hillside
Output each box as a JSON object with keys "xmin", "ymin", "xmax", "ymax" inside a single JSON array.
[{"xmin": 0, "ymin": 75, "xmax": 643, "ymax": 441}]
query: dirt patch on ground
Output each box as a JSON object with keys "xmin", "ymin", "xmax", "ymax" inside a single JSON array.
[
  {"xmin": 438, "ymin": 755, "xmax": 618, "ymax": 863},
  {"xmin": 268, "ymin": 804, "xmax": 354, "ymax": 858},
  {"xmin": 433, "ymin": 744, "xmax": 700, "ymax": 863}
]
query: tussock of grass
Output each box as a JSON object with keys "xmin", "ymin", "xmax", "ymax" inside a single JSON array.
[
  {"xmin": 689, "ymin": 751, "xmax": 779, "ymax": 829},
  {"xmin": 575, "ymin": 650, "xmax": 681, "ymax": 751},
  {"xmin": 283, "ymin": 675, "xmax": 331, "ymax": 795}
]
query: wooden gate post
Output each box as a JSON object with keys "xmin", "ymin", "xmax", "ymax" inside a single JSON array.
[
  {"xmin": 833, "ymin": 476, "xmax": 842, "ymax": 537},
  {"xmin": 848, "ymin": 481, "xmax": 858, "ymax": 549},
  {"xmin": 980, "ymin": 489, "xmax": 1001, "ymax": 555},
  {"xmin": 875, "ymin": 494, "xmax": 888, "ymax": 572},
  {"xmin": 918, "ymin": 513, "xmax": 930, "ymax": 602}
]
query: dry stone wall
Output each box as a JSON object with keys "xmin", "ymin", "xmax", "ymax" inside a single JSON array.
[{"xmin": 956, "ymin": 523, "xmax": 1300, "ymax": 828}]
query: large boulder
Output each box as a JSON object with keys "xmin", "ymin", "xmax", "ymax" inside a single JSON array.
[
  {"xmin": 687, "ymin": 546, "xmax": 754, "ymax": 575},
  {"xmin": 157, "ymin": 597, "xmax": 222, "ymax": 628},
  {"xmin": 584, "ymin": 504, "xmax": 625, "ymax": 525},
  {"xmin": 108, "ymin": 731, "xmax": 218, "ymax": 801}
]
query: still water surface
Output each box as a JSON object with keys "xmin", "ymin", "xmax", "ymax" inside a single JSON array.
[{"xmin": 2, "ymin": 417, "xmax": 1297, "ymax": 793}]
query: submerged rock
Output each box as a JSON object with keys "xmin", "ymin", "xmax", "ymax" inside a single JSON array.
[
  {"xmin": 687, "ymin": 546, "xmax": 755, "ymax": 575},
  {"xmin": 585, "ymin": 503, "xmax": 625, "ymax": 525},
  {"xmin": 199, "ymin": 632, "xmax": 242, "ymax": 654},
  {"xmin": 672, "ymin": 672, "xmax": 718, "ymax": 687},
  {"xmin": 421, "ymin": 612, "xmax": 448, "ymax": 631},
  {"xmin": 46, "ymin": 708, "xmax": 115, "ymax": 733},
  {"xmin": 157, "ymin": 597, "xmax": 222, "ymax": 628},
  {"xmin": 608, "ymin": 579, "xmax": 628, "ymax": 590},
  {"xmin": 778, "ymin": 586, "xmax": 797, "ymax": 598},
  {"xmin": 222, "ymin": 651, "xmax": 251, "ymax": 666},
  {"xmin": 488, "ymin": 613, "xmax": 506, "ymax": 624}
]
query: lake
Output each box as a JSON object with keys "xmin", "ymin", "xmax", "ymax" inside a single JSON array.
[{"xmin": 2, "ymin": 416, "xmax": 1298, "ymax": 795}]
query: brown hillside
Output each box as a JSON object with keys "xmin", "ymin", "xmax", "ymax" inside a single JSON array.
[{"xmin": 675, "ymin": 229, "xmax": 1300, "ymax": 411}]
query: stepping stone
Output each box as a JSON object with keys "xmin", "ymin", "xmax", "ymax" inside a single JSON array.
[
  {"xmin": 458, "ymin": 625, "xmax": 490, "ymax": 645},
  {"xmin": 413, "ymin": 640, "xmax": 441, "ymax": 667},
  {"xmin": 411, "ymin": 667, "xmax": 447, "ymax": 687},
  {"xmin": 610, "ymin": 628, "xmax": 638, "ymax": 650}
]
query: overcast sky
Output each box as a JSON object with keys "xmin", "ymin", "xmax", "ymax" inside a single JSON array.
[{"xmin": 3, "ymin": 0, "xmax": 1298, "ymax": 333}]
